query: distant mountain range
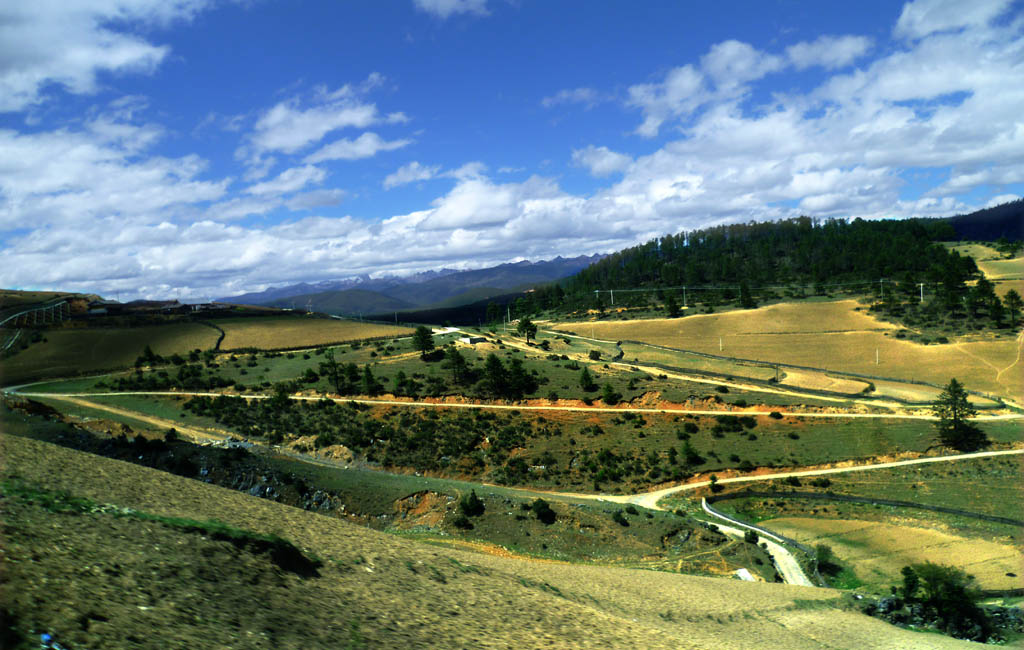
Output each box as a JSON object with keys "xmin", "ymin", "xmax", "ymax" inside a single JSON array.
[{"xmin": 217, "ymin": 255, "xmax": 604, "ymax": 315}]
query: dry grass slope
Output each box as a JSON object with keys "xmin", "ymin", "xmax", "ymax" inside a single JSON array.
[
  {"xmin": 218, "ymin": 317, "xmax": 414, "ymax": 350},
  {"xmin": 0, "ymin": 433, "xmax": 975, "ymax": 649},
  {"xmin": 555, "ymin": 300, "xmax": 1023, "ymax": 402}
]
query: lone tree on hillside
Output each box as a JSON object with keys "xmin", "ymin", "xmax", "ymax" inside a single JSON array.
[
  {"xmin": 1005, "ymin": 289, "xmax": 1023, "ymax": 327},
  {"xmin": 739, "ymin": 281, "xmax": 757, "ymax": 309},
  {"xmin": 664, "ymin": 294, "xmax": 680, "ymax": 318},
  {"xmin": 412, "ymin": 326, "xmax": 435, "ymax": 358},
  {"xmin": 932, "ymin": 378, "xmax": 989, "ymax": 452},
  {"xmin": 516, "ymin": 317, "xmax": 538, "ymax": 343},
  {"xmin": 442, "ymin": 347, "xmax": 470, "ymax": 385},
  {"xmin": 579, "ymin": 367, "xmax": 597, "ymax": 392}
]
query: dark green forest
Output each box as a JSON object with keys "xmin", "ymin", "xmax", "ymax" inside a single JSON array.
[
  {"xmin": 497, "ymin": 216, "xmax": 1021, "ymax": 336},
  {"xmin": 564, "ymin": 217, "xmax": 971, "ymax": 292}
]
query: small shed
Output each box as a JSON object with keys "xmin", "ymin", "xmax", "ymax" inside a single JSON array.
[{"xmin": 459, "ymin": 336, "xmax": 487, "ymax": 344}]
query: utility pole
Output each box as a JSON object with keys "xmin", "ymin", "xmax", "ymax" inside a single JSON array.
[
  {"xmin": 876, "ymin": 349, "xmax": 879, "ymax": 365},
  {"xmin": 610, "ymin": 289, "xmax": 614, "ymax": 305},
  {"xmin": 919, "ymin": 283, "xmax": 924, "ymax": 304},
  {"xmin": 719, "ymin": 337, "xmax": 723, "ymax": 352},
  {"xmin": 683, "ymin": 286, "xmax": 687, "ymax": 308}
]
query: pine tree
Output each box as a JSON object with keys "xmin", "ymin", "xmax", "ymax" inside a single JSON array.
[
  {"xmin": 412, "ymin": 326, "xmax": 434, "ymax": 358},
  {"xmin": 932, "ymin": 378, "xmax": 988, "ymax": 451},
  {"xmin": 516, "ymin": 317, "xmax": 538, "ymax": 342},
  {"xmin": 579, "ymin": 367, "xmax": 596, "ymax": 392}
]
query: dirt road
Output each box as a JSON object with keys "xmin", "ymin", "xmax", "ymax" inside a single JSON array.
[{"xmin": 13, "ymin": 388, "xmax": 1024, "ymax": 422}]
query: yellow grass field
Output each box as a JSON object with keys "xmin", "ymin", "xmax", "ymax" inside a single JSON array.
[
  {"xmin": 764, "ymin": 517, "xmax": 1023, "ymax": 592},
  {"xmin": 0, "ymin": 323, "xmax": 220, "ymax": 386},
  {"xmin": 218, "ymin": 316, "xmax": 414, "ymax": 350},
  {"xmin": 555, "ymin": 301, "xmax": 1023, "ymax": 402},
  {"xmin": 948, "ymin": 243, "xmax": 1024, "ymax": 297}
]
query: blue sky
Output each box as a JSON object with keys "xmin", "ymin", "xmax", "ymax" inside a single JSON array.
[{"xmin": 1, "ymin": 0, "xmax": 1022, "ymax": 301}]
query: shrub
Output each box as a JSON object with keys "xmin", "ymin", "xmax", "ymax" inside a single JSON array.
[
  {"xmin": 625, "ymin": 504, "xmax": 638, "ymax": 515},
  {"xmin": 460, "ymin": 490, "xmax": 485, "ymax": 517},
  {"xmin": 683, "ymin": 422, "xmax": 699, "ymax": 434},
  {"xmin": 588, "ymin": 350, "xmax": 601, "ymax": 360},
  {"xmin": 784, "ymin": 476, "xmax": 801, "ymax": 487},
  {"xmin": 531, "ymin": 498, "xmax": 556, "ymax": 525},
  {"xmin": 716, "ymin": 385, "xmax": 729, "ymax": 393},
  {"xmin": 810, "ymin": 477, "xmax": 831, "ymax": 488},
  {"xmin": 744, "ymin": 530, "xmax": 759, "ymax": 544},
  {"xmin": 709, "ymin": 475, "xmax": 723, "ymax": 493},
  {"xmin": 612, "ymin": 510, "xmax": 629, "ymax": 527},
  {"xmin": 452, "ymin": 514, "xmax": 473, "ymax": 530},
  {"xmin": 768, "ymin": 411, "xmax": 783, "ymax": 419}
]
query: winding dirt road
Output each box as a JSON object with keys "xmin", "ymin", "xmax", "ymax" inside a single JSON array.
[{"xmin": 12, "ymin": 388, "xmax": 1024, "ymax": 421}]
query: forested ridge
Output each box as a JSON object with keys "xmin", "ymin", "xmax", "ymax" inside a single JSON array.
[{"xmin": 564, "ymin": 217, "xmax": 973, "ymax": 293}]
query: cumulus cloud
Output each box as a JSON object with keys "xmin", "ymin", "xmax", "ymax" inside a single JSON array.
[
  {"xmin": 246, "ymin": 74, "xmax": 407, "ymax": 156},
  {"xmin": 0, "ymin": 123, "xmax": 227, "ymax": 230},
  {"xmin": 572, "ymin": 146, "xmax": 632, "ymax": 177},
  {"xmin": 894, "ymin": 0, "xmax": 1014, "ymax": 39},
  {"xmin": 305, "ymin": 132, "xmax": 411, "ymax": 163},
  {"xmin": 383, "ymin": 161, "xmax": 441, "ymax": 188},
  {"xmin": 286, "ymin": 189, "xmax": 347, "ymax": 210},
  {"xmin": 244, "ymin": 165, "xmax": 326, "ymax": 196},
  {"xmin": 701, "ymin": 40, "xmax": 784, "ymax": 90},
  {"xmin": 627, "ymin": 65, "xmax": 706, "ymax": 137},
  {"xmin": 786, "ymin": 35, "xmax": 873, "ymax": 70},
  {"xmin": 0, "ymin": 1, "xmax": 214, "ymax": 112},
  {"xmin": 413, "ymin": 0, "xmax": 488, "ymax": 19}
]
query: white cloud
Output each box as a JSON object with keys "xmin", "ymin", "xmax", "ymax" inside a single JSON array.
[
  {"xmin": 572, "ymin": 146, "xmax": 632, "ymax": 177},
  {"xmin": 244, "ymin": 165, "xmax": 326, "ymax": 196},
  {"xmin": 986, "ymin": 193, "xmax": 1020, "ymax": 207},
  {"xmin": 286, "ymin": 189, "xmax": 346, "ymax": 210},
  {"xmin": 627, "ymin": 65, "xmax": 706, "ymax": 137},
  {"xmin": 247, "ymin": 74, "xmax": 406, "ymax": 155},
  {"xmin": 895, "ymin": 0, "xmax": 1014, "ymax": 39},
  {"xmin": 701, "ymin": 40, "xmax": 784, "ymax": 90},
  {"xmin": 541, "ymin": 87, "xmax": 601, "ymax": 109},
  {"xmin": 413, "ymin": 0, "xmax": 488, "ymax": 19},
  {"xmin": 205, "ymin": 197, "xmax": 281, "ymax": 221},
  {"xmin": 0, "ymin": 124, "xmax": 227, "ymax": 230},
  {"xmin": 383, "ymin": 161, "xmax": 441, "ymax": 188},
  {"xmin": 305, "ymin": 132, "xmax": 411, "ymax": 163},
  {"xmin": 786, "ymin": 35, "xmax": 873, "ymax": 70},
  {"xmin": 0, "ymin": 1, "xmax": 213, "ymax": 112}
]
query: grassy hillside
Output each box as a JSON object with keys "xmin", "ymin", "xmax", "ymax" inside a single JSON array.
[
  {"xmin": 1, "ymin": 432, "xmax": 976, "ymax": 649},
  {"xmin": 554, "ymin": 300, "xmax": 1023, "ymax": 402},
  {"xmin": 0, "ymin": 323, "xmax": 221, "ymax": 386}
]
